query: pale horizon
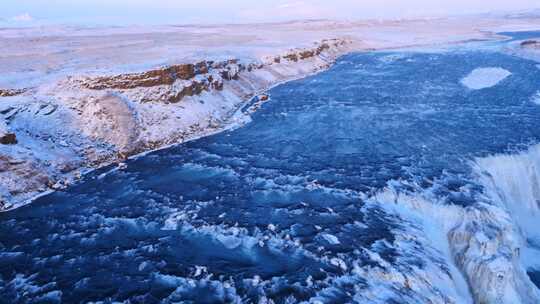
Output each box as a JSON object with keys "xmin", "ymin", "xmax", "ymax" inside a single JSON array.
[{"xmin": 2, "ymin": 0, "xmax": 540, "ymax": 26}]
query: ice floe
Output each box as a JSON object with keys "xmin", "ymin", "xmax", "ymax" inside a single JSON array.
[{"xmin": 460, "ymin": 67, "xmax": 511, "ymax": 90}]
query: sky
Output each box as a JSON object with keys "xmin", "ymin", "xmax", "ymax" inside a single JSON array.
[{"xmin": 1, "ymin": 0, "xmax": 540, "ymax": 25}]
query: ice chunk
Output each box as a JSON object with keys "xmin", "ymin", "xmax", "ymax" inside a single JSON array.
[
  {"xmin": 460, "ymin": 67, "xmax": 511, "ymax": 90},
  {"xmin": 321, "ymin": 233, "xmax": 340, "ymax": 245}
]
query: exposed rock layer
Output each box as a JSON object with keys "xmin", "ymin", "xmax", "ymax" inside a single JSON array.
[
  {"xmin": 0, "ymin": 133, "xmax": 16, "ymax": 144},
  {"xmin": 0, "ymin": 88, "xmax": 27, "ymax": 97},
  {"xmin": 73, "ymin": 40, "xmax": 346, "ymax": 104}
]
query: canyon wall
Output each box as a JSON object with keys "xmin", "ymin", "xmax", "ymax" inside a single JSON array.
[{"xmin": 0, "ymin": 39, "xmax": 351, "ymax": 210}]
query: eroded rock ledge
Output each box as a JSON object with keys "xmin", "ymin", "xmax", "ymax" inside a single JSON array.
[
  {"xmin": 71, "ymin": 39, "xmax": 347, "ymax": 104},
  {"xmin": 0, "ymin": 88, "xmax": 28, "ymax": 97},
  {"xmin": 0, "ymin": 38, "xmax": 351, "ymax": 211}
]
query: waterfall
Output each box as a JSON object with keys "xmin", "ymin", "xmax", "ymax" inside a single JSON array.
[{"xmin": 474, "ymin": 144, "xmax": 540, "ymax": 244}]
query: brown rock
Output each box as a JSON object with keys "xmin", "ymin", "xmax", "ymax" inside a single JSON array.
[
  {"xmin": 168, "ymin": 80, "xmax": 209, "ymax": 103},
  {"xmin": 194, "ymin": 61, "xmax": 209, "ymax": 74},
  {"xmin": 0, "ymin": 88, "xmax": 27, "ymax": 97},
  {"xmin": 299, "ymin": 50, "xmax": 315, "ymax": 59},
  {"xmin": 220, "ymin": 68, "xmax": 240, "ymax": 81},
  {"xmin": 283, "ymin": 53, "xmax": 299, "ymax": 62},
  {"xmin": 0, "ymin": 133, "xmax": 17, "ymax": 145},
  {"xmin": 316, "ymin": 43, "xmax": 330, "ymax": 55},
  {"xmin": 167, "ymin": 64, "xmax": 195, "ymax": 80},
  {"xmin": 118, "ymin": 151, "xmax": 129, "ymax": 160},
  {"xmin": 82, "ymin": 63, "xmax": 196, "ymax": 90},
  {"xmin": 209, "ymin": 75, "xmax": 224, "ymax": 90}
]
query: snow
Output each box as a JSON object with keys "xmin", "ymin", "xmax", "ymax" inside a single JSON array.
[
  {"xmin": 462, "ymin": 145, "xmax": 540, "ymax": 302},
  {"xmin": 460, "ymin": 67, "xmax": 512, "ymax": 90},
  {"xmin": 0, "ymin": 23, "xmax": 540, "ymax": 304}
]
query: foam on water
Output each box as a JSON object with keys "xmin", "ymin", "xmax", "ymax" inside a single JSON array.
[{"xmin": 532, "ymin": 91, "xmax": 540, "ymax": 105}]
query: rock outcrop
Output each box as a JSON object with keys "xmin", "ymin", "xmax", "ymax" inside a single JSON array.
[
  {"xmin": 0, "ymin": 133, "xmax": 17, "ymax": 145},
  {"xmin": 0, "ymin": 119, "xmax": 17, "ymax": 144},
  {"xmin": 0, "ymin": 88, "xmax": 28, "ymax": 97},
  {"xmin": 72, "ymin": 39, "xmax": 348, "ymax": 105},
  {"xmin": 80, "ymin": 64, "xmax": 197, "ymax": 90},
  {"xmin": 0, "ymin": 155, "xmax": 52, "ymax": 210}
]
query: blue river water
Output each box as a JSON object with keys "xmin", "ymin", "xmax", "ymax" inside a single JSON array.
[{"xmin": 1, "ymin": 32, "xmax": 540, "ymax": 303}]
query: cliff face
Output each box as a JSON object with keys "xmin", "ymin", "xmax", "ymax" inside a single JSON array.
[
  {"xmin": 71, "ymin": 40, "xmax": 345, "ymax": 104},
  {"xmin": 0, "ymin": 38, "xmax": 351, "ymax": 211}
]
